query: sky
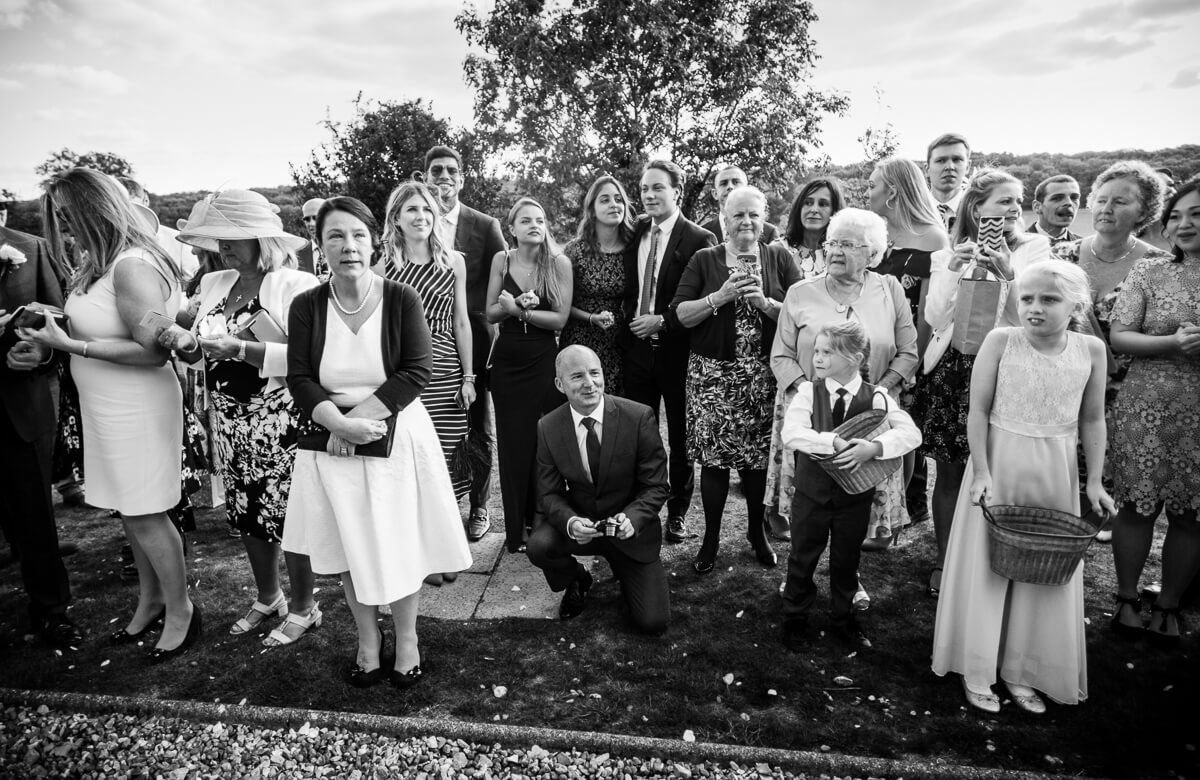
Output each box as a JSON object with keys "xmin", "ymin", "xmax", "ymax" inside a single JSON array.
[{"xmin": 1, "ymin": 0, "xmax": 1197, "ymax": 199}]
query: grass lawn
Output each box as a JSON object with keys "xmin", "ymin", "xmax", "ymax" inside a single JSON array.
[{"xmin": 1, "ymin": 473, "xmax": 1196, "ymax": 780}]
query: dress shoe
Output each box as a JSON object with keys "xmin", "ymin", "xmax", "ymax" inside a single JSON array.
[
  {"xmin": 781, "ymin": 618, "xmax": 809, "ymax": 652},
  {"xmin": 559, "ymin": 567, "xmax": 593, "ymax": 620},
  {"xmin": 831, "ymin": 620, "xmax": 872, "ymax": 649},
  {"xmin": 109, "ymin": 608, "xmax": 166, "ymax": 645},
  {"xmin": 962, "ymin": 679, "xmax": 1000, "ymax": 714},
  {"xmin": 692, "ymin": 555, "xmax": 716, "ymax": 575},
  {"xmin": 58, "ymin": 542, "xmax": 78, "ymax": 557},
  {"xmin": 147, "ymin": 604, "xmax": 203, "ymax": 663},
  {"xmin": 664, "ymin": 515, "xmax": 690, "ymax": 543},
  {"xmin": 36, "ymin": 614, "xmax": 85, "ymax": 648},
  {"xmin": 466, "ymin": 508, "xmax": 491, "ymax": 542},
  {"xmin": 752, "ymin": 543, "xmax": 777, "ymax": 568},
  {"xmin": 1147, "ymin": 602, "xmax": 1182, "ymax": 648},
  {"xmin": 1004, "ymin": 682, "xmax": 1046, "ymax": 714},
  {"xmin": 1110, "ymin": 593, "xmax": 1145, "ymax": 640},
  {"xmin": 390, "ymin": 657, "xmax": 425, "ymax": 690},
  {"xmin": 348, "ymin": 633, "xmax": 386, "ymax": 688}
]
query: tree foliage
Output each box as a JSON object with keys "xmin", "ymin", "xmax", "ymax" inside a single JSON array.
[
  {"xmin": 457, "ymin": 0, "xmax": 848, "ymax": 229},
  {"xmin": 290, "ymin": 94, "xmax": 500, "ymax": 222},
  {"xmin": 35, "ymin": 148, "xmax": 135, "ymax": 185}
]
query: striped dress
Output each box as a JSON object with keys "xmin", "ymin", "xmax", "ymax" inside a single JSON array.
[{"xmin": 384, "ymin": 259, "xmax": 470, "ymax": 499}]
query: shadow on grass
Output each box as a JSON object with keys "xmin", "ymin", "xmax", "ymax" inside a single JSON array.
[{"xmin": 1, "ymin": 489, "xmax": 1197, "ymax": 779}]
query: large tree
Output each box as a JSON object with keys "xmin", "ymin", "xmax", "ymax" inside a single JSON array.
[
  {"xmin": 457, "ymin": 0, "xmax": 848, "ymax": 225},
  {"xmin": 291, "ymin": 94, "xmax": 499, "ymax": 222},
  {"xmin": 36, "ymin": 148, "xmax": 135, "ymax": 186}
]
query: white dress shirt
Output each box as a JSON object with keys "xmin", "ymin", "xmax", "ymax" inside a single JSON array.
[
  {"xmin": 569, "ymin": 402, "xmax": 605, "ymax": 479},
  {"xmin": 441, "ymin": 201, "xmax": 462, "ymax": 241},
  {"xmin": 781, "ymin": 376, "xmax": 922, "ymax": 459},
  {"xmin": 636, "ymin": 210, "xmax": 679, "ymax": 312}
]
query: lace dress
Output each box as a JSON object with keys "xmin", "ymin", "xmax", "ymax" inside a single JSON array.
[
  {"xmin": 560, "ymin": 239, "xmax": 627, "ymax": 395},
  {"xmin": 932, "ymin": 328, "xmax": 1092, "ymax": 704}
]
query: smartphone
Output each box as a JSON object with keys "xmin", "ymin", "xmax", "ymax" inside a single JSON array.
[
  {"xmin": 977, "ymin": 216, "xmax": 1006, "ymax": 255},
  {"xmin": 735, "ymin": 253, "xmax": 760, "ymax": 276},
  {"xmin": 9, "ymin": 303, "xmax": 69, "ymax": 331}
]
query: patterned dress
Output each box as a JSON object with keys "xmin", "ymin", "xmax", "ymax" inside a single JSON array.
[
  {"xmin": 1109, "ymin": 254, "xmax": 1200, "ymax": 515},
  {"xmin": 205, "ymin": 294, "xmax": 298, "ymax": 541},
  {"xmin": 384, "ymin": 259, "xmax": 470, "ymax": 500},
  {"xmin": 560, "ymin": 239, "xmax": 627, "ymax": 395},
  {"xmin": 686, "ymin": 296, "xmax": 775, "ymax": 469}
]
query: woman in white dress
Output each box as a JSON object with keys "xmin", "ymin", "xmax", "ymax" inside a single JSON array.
[
  {"xmin": 23, "ymin": 168, "xmax": 199, "ymax": 661},
  {"xmin": 283, "ymin": 197, "xmax": 471, "ymax": 689}
]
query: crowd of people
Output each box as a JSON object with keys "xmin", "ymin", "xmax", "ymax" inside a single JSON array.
[{"xmin": 1, "ymin": 135, "xmax": 1197, "ymax": 712}]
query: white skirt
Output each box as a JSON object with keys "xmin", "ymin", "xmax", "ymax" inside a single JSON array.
[{"xmin": 282, "ymin": 400, "xmax": 472, "ymax": 605}]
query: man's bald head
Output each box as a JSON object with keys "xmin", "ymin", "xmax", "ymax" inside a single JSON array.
[
  {"xmin": 555, "ymin": 345, "xmax": 605, "ymax": 415},
  {"xmin": 302, "ymin": 198, "xmax": 326, "ymax": 240}
]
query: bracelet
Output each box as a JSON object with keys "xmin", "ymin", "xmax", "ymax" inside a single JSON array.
[
  {"xmin": 462, "ymin": 374, "xmax": 476, "ymax": 383},
  {"xmin": 237, "ymin": 340, "xmax": 247, "ymax": 361},
  {"xmin": 80, "ymin": 342, "xmax": 88, "ymax": 358},
  {"xmin": 705, "ymin": 294, "xmax": 720, "ymax": 315},
  {"xmin": 588, "ymin": 313, "xmax": 595, "ymax": 324}
]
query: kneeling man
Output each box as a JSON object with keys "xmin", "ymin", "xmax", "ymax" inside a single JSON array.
[{"xmin": 528, "ymin": 345, "xmax": 670, "ymax": 634}]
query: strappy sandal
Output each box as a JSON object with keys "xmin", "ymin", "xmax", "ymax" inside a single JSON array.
[
  {"xmin": 229, "ymin": 593, "xmax": 287, "ymax": 636},
  {"xmin": 263, "ymin": 603, "xmax": 322, "ymax": 647},
  {"xmin": 1110, "ymin": 593, "xmax": 1145, "ymax": 640},
  {"xmin": 1147, "ymin": 602, "xmax": 1182, "ymax": 648}
]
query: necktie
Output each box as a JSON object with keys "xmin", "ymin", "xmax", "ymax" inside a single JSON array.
[
  {"xmin": 638, "ymin": 227, "xmax": 662, "ymax": 316},
  {"xmin": 832, "ymin": 388, "xmax": 849, "ymax": 427},
  {"xmin": 937, "ymin": 203, "xmax": 955, "ymax": 231},
  {"xmin": 582, "ymin": 418, "xmax": 601, "ymax": 485}
]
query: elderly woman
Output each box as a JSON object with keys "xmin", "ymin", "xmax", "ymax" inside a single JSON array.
[
  {"xmin": 914, "ymin": 169, "xmax": 1050, "ymax": 598},
  {"xmin": 283, "ymin": 197, "xmax": 471, "ymax": 688},
  {"xmin": 771, "ymin": 208, "xmax": 918, "ymax": 598},
  {"xmin": 560, "ymin": 174, "xmax": 635, "ymax": 395},
  {"xmin": 1107, "ymin": 177, "xmax": 1200, "ymax": 646},
  {"xmin": 157, "ymin": 190, "xmax": 321, "ymax": 646},
  {"xmin": 672, "ymin": 186, "xmax": 801, "ymax": 574},
  {"xmin": 23, "ymin": 168, "xmax": 198, "ymax": 661}
]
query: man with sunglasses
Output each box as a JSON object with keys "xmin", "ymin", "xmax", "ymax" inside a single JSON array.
[{"xmin": 424, "ymin": 145, "xmax": 507, "ymax": 542}]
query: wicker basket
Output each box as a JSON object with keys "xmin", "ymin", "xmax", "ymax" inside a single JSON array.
[
  {"xmin": 812, "ymin": 409, "xmax": 903, "ymax": 494},
  {"xmin": 982, "ymin": 499, "xmax": 1101, "ymax": 586}
]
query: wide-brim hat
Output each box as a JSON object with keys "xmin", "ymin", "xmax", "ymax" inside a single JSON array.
[
  {"xmin": 176, "ymin": 189, "xmax": 308, "ymax": 254},
  {"xmin": 131, "ymin": 202, "xmax": 160, "ymax": 234}
]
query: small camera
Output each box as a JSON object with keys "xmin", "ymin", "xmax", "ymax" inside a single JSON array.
[{"xmin": 598, "ymin": 517, "xmax": 619, "ymax": 537}]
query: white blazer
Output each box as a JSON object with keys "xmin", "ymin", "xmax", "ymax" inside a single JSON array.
[
  {"xmin": 193, "ymin": 268, "xmax": 321, "ymax": 394},
  {"xmin": 922, "ymin": 234, "xmax": 1051, "ymax": 373}
]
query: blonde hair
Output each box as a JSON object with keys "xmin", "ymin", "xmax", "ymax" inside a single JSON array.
[
  {"xmin": 506, "ymin": 197, "xmax": 565, "ymax": 308},
  {"xmin": 257, "ymin": 237, "xmax": 294, "ymax": 272},
  {"xmin": 951, "ymin": 168, "xmax": 1030, "ymax": 251},
  {"xmin": 872, "ymin": 157, "xmax": 944, "ymax": 236},
  {"xmin": 1019, "ymin": 259, "xmax": 1093, "ymax": 333},
  {"xmin": 42, "ymin": 168, "xmax": 180, "ymax": 293},
  {"xmin": 816, "ymin": 320, "xmax": 872, "ymax": 379},
  {"xmin": 381, "ymin": 181, "xmax": 454, "ymax": 270}
]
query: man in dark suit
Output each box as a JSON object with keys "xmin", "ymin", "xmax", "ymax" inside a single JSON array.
[
  {"xmin": 528, "ymin": 346, "xmax": 670, "ymax": 633},
  {"xmin": 0, "ymin": 224, "xmax": 83, "ymax": 647},
  {"xmin": 425, "ymin": 145, "xmax": 508, "ymax": 541},
  {"xmin": 700, "ymin": 164, "xmax": 778, "ymax": 243},
  {"xmin": 296, "ymin": 198, "xmax": 327, "ymax": 277},
  {"xmin": 622, "ymin": 160, "xmax": 717, "ymax": 544}
]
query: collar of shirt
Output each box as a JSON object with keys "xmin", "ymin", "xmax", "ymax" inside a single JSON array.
[
  {"xmin": 569, "ymin": 402, "xmax": 605, "ymax": 437},
  {"xmin": 938, "ymin": 191, "xmax": 964, "ymax": 214},
  {"xmin": 1033, "ymin": 222, "xmax": 1071, "ymax": 240},
  {"xmin": 442, "ymin": 202, "xmax": 462, "ymax": 230},
  {"xmin": 644, "ymin": 210, "xmax": 680, "ymax": 251},
  {"xmin": 311, "ymin": 239, "xmax": 322, "ymax": 257},
  {"xmin": 821, "ymin": 375, "xmax": 863, "ymax": 401}
]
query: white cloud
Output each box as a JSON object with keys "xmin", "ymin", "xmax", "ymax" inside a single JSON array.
[
  {"xmin": 13, "ymin": 63, "xmax": 131, "ymax": 94},
  {"xmin": 1170, "ymin": 66, "xmax": 1200, "ymax": 89},
  {"xmin": 0, "ymin": 76, "xmax": 20, "ymax": 89},
  {"xmin": 0, "ymin": 0, "xmax": 33, "ymax": 28}
]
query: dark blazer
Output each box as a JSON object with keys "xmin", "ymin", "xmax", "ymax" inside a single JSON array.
[
  {"xmin": 621, "ymin": 214, "xmax": 717, "ymax": 346},
  {"xmin": 454, "ymin": 203, "xmax": 508, "ymax": 314},
  {"xmin": 0, "ymin": 226, "xmax": 64, "ymax": 442},
  {"xmin": 535, "ymin": 395, "xmax": 668, "ymax": 564},
  {"xmin": 287, "ymin": 279, "xmax": 432, "ymax": 417},
  {"xmin": 671, "ymin": 243, "xmax": 801, "ymax": 361},
  {"xmin": 700, "ymin": 217, "xmax": 778, "ymax": 244},
  {"xmin": 296, "ymin": 243, "xmax": 317, "ymax": 275}
]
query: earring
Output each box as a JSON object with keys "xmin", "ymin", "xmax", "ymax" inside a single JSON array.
[{"xmin": 885, "ymin": 195, "xmax": 896, "ymax": 211}]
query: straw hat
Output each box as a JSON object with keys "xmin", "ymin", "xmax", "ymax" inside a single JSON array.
[{"xmin": 176, "ymin": 189, "xmax": 308, "ymax": 253}]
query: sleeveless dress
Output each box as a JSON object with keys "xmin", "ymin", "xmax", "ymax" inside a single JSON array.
[
  {"xmin": 489, "ymin": 255, "xmax": 564, "ymax": 551},
  {"xmin": 282, "ymin": 299, "xmax": 471, "ymax": 605},
  {"xmin": 559, "ymin": 239, "xmax": 626, "ymax": 395},
  {"xmin": 66, "ymin": 250, "xmax": 183, "ymax": 515},
  {"xmin": 384, "ymin": 259, "xmax": 470, "ymax": 500},
  {"xmin": 205, "ymin": 293, "xmax": 298, "ymax": 541},
  {"xmin": 932, "ymin": 328, "xmax": 1092, "ymax": 704}
]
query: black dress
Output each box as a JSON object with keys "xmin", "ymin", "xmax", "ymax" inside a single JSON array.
[
  {"xmin": 559, "ymin": 239, "xmax": 626, "ymax": 395},
  {"xmin": 489, "ymin": 260, "xmax": 564, "ymax": 551}
]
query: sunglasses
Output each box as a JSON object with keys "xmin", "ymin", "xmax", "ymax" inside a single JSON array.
[{"xmin": 429, "ymin": 165, "xmax": 459, "ymax": 177}]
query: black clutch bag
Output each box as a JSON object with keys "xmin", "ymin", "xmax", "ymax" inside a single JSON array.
[{"xmin": 296, "ymin": 407, "xmax": 397, "ymax": 458}]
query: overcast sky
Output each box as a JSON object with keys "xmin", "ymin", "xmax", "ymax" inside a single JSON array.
[{"xmin": 1, "ymin": 0, "xmax": 1196, "ymax": 199}]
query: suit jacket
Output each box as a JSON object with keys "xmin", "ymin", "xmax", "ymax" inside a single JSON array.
[
  {"xmin": 296, "ymin": 243, "xmax": 319, "ymax": 276},
  {"xmin": 535, "ymin": 395, "xmax": 668, "ymax": 564},
  {"xmin": 453, "ymin": 203, "xmax": 508, "ymax": 315},
  {"xmin": 700, "ymin": 216, "xmax": 778, "ymax": 244},
  {"xmin": 621, "ymin": 214, "xmax": 717, "ymax": 348},
  {"xmin": 0, "ymin": 226, "xmax": 65, "ymax": 442}
]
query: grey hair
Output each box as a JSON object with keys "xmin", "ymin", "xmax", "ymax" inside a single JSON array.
[
  {"xmin": 828, "ymin": 207, "xmax": 889, "ymax": 268},
  {"xmin": 1088, "ymin": 160, "xmax": 1165, "ymax": 236},
  {"xmin": 722, "ymin": 185, "xmax": 767, "ymax": 215}
]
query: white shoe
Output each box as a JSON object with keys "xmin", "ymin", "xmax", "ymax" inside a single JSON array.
[
  {"xmin": 962, "ymin": 679, "xmax": 1000, "ymax": 714},
  {"xmin": 263, "ymin": 602, "xmax": 322, "ymax": 647},
  {"xmin": 853, "ymin": 584, "xmax": 870, "ymax": 612},
  {"xmin": 229, "ymin": 593, "xmax": 287, "ymax": 636},
  {"xmin": 1005, "ymin": 682, "xmax": 1046, "ymax": 714}
]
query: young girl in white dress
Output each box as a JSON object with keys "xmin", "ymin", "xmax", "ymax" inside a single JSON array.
[{"xmin": 932, "ymin": 259, "xmax": 1116, "ymax": 713}]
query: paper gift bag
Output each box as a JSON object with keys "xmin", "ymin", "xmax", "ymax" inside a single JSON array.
[{"xmin": 951, "ymin": 264, "xmax": 1009, "ymax": 356}]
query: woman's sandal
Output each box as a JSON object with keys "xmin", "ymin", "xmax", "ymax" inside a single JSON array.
[
  {"xmin": 926, "ymin": 568, "xmax": 943, "ymax": 599},
  {"xmin": 1110, "ymin": 593, "xmax": 1145, "ymax": 640},
  {"xmin": 229, "ymin": 593, "xmax": 287, "ymax": 636},
  {"xmin": 262, "ymin": 603, "xmax": 322, "ymax": 648},
  {"xmin": 1147, "ymin": 602, "xmax": 1182, "ymax": 648}
]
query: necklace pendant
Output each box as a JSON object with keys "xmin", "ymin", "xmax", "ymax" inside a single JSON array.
[{"xmin": 836, "ymin": 303, "xmax": 848, "ymax": 314}]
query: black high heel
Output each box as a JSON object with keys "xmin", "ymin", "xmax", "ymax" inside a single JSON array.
[
  {"xmin": 1110, "ymin": 593, "xmax": 1145, "ymax": 640},
  {"xmin": 109, "ymin": 608, "xmax": 166, "ymax": 645},
  {"xmin": 1147, "ymin": 603, "xmax": 1182, "ymax": 648},
  {"xmin": 147, "ymin": 604, "xmax": 202, "ymax": 663},
  {"xmin": 347, "ymin": 632, "xmax": 386, "ymax": 688}
]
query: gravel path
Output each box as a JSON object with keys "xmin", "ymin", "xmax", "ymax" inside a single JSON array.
[{"xmin": 1, "ymin": 704, "xmax": 875, "ymax": 779}]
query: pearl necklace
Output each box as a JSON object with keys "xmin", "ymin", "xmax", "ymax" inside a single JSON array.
[
  {"xmin": 1090, "ymin": 236, "xmax": 1136, "ymax": 265},
  {"xmin": 330, "ymin": 276, "xmax": 376, "ymax": 316}
]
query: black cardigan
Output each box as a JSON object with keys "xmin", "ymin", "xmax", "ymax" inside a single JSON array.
[
  {"xmin": 287, "ymin": 279, "xmax": 432, "ymax": 417},
  {"xmin": 670, "ymin": 243, "xmax": 802, "ymax": 360}
]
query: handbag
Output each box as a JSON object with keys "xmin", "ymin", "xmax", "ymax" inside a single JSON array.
[
  {"xmin": 950, "ymin": 262, "xmax": 1010, "ymax": 356},
  {"xmin": 297, "ymin": 407, "xmax": 397, "ymax": 458}
]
